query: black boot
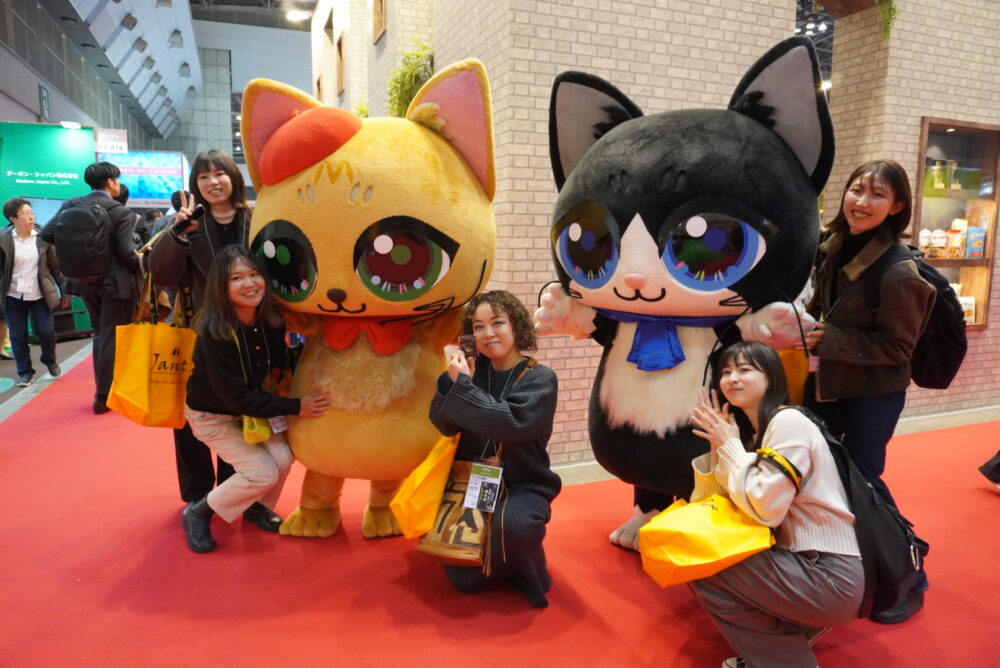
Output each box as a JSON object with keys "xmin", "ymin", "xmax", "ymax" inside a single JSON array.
[{"xmin": 182, "ymin": 497, "xmax": 217, "ymax": 553}]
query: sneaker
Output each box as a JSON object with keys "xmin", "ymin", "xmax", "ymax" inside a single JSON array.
[
  {"xmin": 46, "ymin": 362, "xmax": 61, "ymax": 377},
  {"xmin": 16, "ymin": 373, "xmax": 34, "ymax": 387},
  {"xmin": 722, "ymin": 659, "xmax": 747, "ymax": 668},
  {"xmin": 871, "ymin": 588, "xmax": 924, "ymax": 624}
]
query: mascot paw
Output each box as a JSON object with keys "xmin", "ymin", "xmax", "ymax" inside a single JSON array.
[
  {"xmin": 534, "ymin": 283, "xmax": 596, "ymax": 339},
  {"xmin": 738, "ymin": 302, "xmax": 815, "ymax": 350},
  {"xmin": 362, "ymin": 505, "xmax": 402, "ymax": 538},
  {"xmin": 278, "ymin": 506, "xmax": 342, "ymax": 538},
  {"xmin": 609, "ymin": 506, "xmax": 661, "ymax": 552}
]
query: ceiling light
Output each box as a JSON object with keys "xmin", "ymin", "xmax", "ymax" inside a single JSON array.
[
  {"xmin": 794, "ymin": 27, "xmax": 801, "ymax": 34},
  {"xmin": 186, "ymin": 86, "xmax": 196, "ymax": 99},
  {"xmin": 133, "ymin": 37, "xmax": 148, "ymax": 52},
  {"xmin": 818, "ymin": 22, "xmax": 828, "ymax": 31},
  {"xmin": 157, "ymin": 86, "xmax": 168, "ymax": 97},
  {"xmin": 151, "ymin": 72, "xmax": 162, "ymax": 83},
  {"xmin": 821, "ymin": 80, "xmax": 832, "ymax": 91},
  {"xmin": 235, "ymin": 114, "xmax": 241, "ymax": 121},
  {"xmin": 169, "ymin": 30, "xmax": 183, "ymax": 47},
  {"xmin": 805, "ymin": 30, "xmax": 813, "ymax": 36},
  {"xmin": 286, "ymin": 9, "xmax": 312, "ymax": 21},
  {"xmin": 235, "ymin": 146, "xmax": 242, "ymax": 152},
  {"xmin": 60, "ymin": 121, "xmax": 82, "ymax": 130},
  {"xmin": 806, "ymin": 22, "xmax": 815, "ymax": 30},
  {"xmin": 235, "ymin": 131, "xmax": 241, "ymax": 137},
  {"xmin": 179, "ymin": 62, "xmax": 191, "ymax": 77},
  {"xmin": 143, "ymin": 56, "xmax": 155, "ymax": 69},
  {"xmin": 120, "ymin": 13, "xmax": 137, "ymax": 30},
  {"xmin": 946, "ymin": 128, "xmax": 956, "ymax": 133}
]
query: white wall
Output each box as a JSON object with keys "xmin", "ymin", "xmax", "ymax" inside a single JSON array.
[{"xmin": 192, "ymin": 20, "xmax": 312, "ymax": 93}]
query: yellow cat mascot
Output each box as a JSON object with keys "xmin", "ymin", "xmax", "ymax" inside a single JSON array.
[{"xmin": 240, "ymin": 60, "xmax": 496, "ymax": 538}]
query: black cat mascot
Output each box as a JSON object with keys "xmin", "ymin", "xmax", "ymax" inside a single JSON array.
[{"xmin": 535, "ymin": 37, "xmax": 833, "ymax": 550}]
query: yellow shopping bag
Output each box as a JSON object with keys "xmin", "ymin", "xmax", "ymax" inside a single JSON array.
[
  {"xmin": 638, "ymin": 494, "xmax": 775, "ymax": 587},
  {"xmin": 107, "ymin": 321, "xmax": 196, "ymax": 428},
  {"xmin": 778, "ymin": 347, "xmax": 810, "ymax": 406},
  {"xmin": 390, "ymin": 434, "xmax": 460, "ymax": 539}
]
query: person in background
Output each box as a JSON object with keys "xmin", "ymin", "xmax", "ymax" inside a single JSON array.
[
  {"xmin": 137, "ymin": 209, "xmax": 160, "ymax": 248},
  {"xmin": 181, "ymin": 245, "xmax": 330, "ymax": 553},
  {"xmin": 151, "ymin": 190, "xmax": 188, "ymax": 237},
  {"xmin": 148, "ymin": 150, "xmax": 253, "ymax": 517},
  {"xmin": 0, "ymin": 198, "xmax": 69, "ymax": 386},
  {"xmin": 41, "ymin": 162, "xmax": 141, "ymax": 413},
  {"xmin": 689, "ymin": 341, "xmax": 863, "ymax": 668},
  {"xmin": 804, "ymin": 159, "xmax": 935, "ymax": 624},
  {"xmin": 428, "ymin": 290, "xmax": 561, "ymax": 608}
]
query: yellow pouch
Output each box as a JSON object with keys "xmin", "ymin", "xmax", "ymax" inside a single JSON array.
[
  {"xmin": 639, "ymin": 494, "xmax": 775, "ymax": 587},
  {"xmin": 242, "ymin": 416, "xmax": 272, "ymax": 444},
  {"xmin": 390, "ymin": 434, "xmax": 460, "ymax": 539}
]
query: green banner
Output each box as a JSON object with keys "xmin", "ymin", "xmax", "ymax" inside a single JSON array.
[{"xmin": 0, "ymin": 122, "xmax": 95, "ymax": 201}]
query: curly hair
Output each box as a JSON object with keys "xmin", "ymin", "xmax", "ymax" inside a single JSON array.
[{"xmin": 462, "ymin": 290, "xmax": 537, "ymax": 353}]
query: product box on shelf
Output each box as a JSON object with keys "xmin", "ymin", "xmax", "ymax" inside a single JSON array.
[{"xmin": 966, "ymin": 226, "xmax": 987, "ymax": 258}]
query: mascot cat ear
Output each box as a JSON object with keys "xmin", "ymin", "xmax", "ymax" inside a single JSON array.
[
  {"xmin": 729, "ymin": 36, "xmax": 835, "ymax": 192},
  {"xmin": 548, "ymin": 72, "xmax": 644, "ymax": 191},
  {"xmin": 407, "ymin": 59, "xmax": 496, "ymax": 201},
  {"xmin": 240, "ymin": 79, "xmax": 361, "ymax": 192}
]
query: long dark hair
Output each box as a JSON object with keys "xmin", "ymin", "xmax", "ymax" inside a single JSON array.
[
  {"xmin": 461, "ymin": 290, "xmax": 538, "ymax": 353},
  {"xmin": 194, "ymin": 244, "xmax": 281, "ymax": 341},
  {"xmin": 716, "ymin": 341, "xmax": 789, "ymax": 449},
  {"xmin": 826, "ymin": 159, "xmax": 912, "ymax": 241},
  {"xmin": 189, "ymin": 149, "xmax": 250, "ymax": 216}
]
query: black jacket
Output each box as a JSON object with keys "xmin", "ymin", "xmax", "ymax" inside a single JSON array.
[
  {"xmin": 40, "ymin": 190, "xmax": 141, "ymax": 300},
  {"xmin": 185, "ymin": 320, "xmax": 300, "ymax": 418}
]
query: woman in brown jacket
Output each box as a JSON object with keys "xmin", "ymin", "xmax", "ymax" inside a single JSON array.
[{"xmin": 805, "ymin": 159, "xmax": 935, "ymax": 624}]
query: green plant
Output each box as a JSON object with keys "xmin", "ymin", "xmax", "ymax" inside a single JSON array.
[
  {"xmin": 353, "ymin": 100, "xmax": 369, "ymax": 118},
  {"xmin": 874, "ymin": 0, "xmax": 898, "ymax": 39},
  {"xmin": 387, "ymin": 41, "xmax": 434, "ymax": 118}
]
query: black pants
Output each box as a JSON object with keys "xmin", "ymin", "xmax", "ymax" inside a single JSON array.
[
  {"xmin": 174, "ymin": 422, "xmax": 235, "ymax": 502},
  {"xmin": 80, "ymin": 290, "xmax": 134, "ymax": 403}
]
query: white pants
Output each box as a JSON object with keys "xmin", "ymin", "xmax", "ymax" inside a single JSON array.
[{"xmin": 184, "ymin": 407, "xmax": 293, "ymax": 523}]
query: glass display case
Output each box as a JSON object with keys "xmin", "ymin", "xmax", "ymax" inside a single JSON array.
[{"xmin": 913, "ymin": 117, "xmax": 1000, "ymax": 328}]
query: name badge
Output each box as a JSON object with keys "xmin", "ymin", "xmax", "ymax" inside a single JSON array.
[
  {"xmin": 16, "ymin": 274, "xmax": 34, "ymax": 294},
  {"xmin": 268, "ymin": 415, "xmax": 288, "ymax": 433},
  {"xmin": 463, "ymin": 463, "xmax": 503, "ymax": 512}
]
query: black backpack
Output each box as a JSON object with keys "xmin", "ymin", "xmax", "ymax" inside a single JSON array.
[
  {"xmin": 55, "ymin": 197, "xmax": 115, "ymax": 284},
  {"xmin": 794, "ymin": 408, "xmax": 929, "ymax": 620},
  {"xmin": 864, "ymin": 243, "xmax": 967, "ymax": 389}
]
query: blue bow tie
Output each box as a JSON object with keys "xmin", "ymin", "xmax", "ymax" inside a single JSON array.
[{"xmin": 594, "ymin": 308, "xmax": 736, "ymax": 371}]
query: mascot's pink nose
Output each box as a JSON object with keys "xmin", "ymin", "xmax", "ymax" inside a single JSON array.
[
  {"xmin": 624, "ymin": 273, "xmax": 647, "ymax": 290},
  {"xmin": 327, "ymin": 289, "xmax": 347, "ymax": 304}
]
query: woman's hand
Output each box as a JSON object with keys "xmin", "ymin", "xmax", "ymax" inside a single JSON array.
[
  {"xmin": 298, "ymin": 392, "xmax": 331, "ymax": 417},
  {"xmin": 802, "ymin": 321, "xmax": 826, "ymax": 351},
  {"xmin": 690, "ymin": 388, "xmax": 739, "ymax": 450},
  {"xmin": 446, "ymin": 351, "xmax": 475, "ymax": 382},
  {"xmin": 172, "ymin": 191, "xmax": 200, "ymax": 237}
]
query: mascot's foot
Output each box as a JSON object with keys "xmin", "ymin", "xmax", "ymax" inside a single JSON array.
[
  {"xmin": 609, "ymin": 505, "xmax": 661, "ymax": 552},
  {"xmin": 279, "ymin": 506, "xmax": 342, "ymax": 538},
  {"xmin": 362, "ymin": 504, "xmax": 402, "ymax": 539}
]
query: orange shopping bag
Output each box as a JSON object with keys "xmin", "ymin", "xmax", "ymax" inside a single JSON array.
[
  {"xmin": 107, "ymin": 320, "xmax": 196, "ymax": 429},
  {"xmin": 390, "ymin": 434, "xmax": 460, "ymax": 539}
]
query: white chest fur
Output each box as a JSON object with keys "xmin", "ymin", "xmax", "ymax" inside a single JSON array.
[{"xmin": 598, "ymin": 322, "xmax": 717, "ymax": 438}]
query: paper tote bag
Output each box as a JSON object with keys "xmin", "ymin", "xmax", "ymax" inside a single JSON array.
[
  {"xmin": 638, "ymin": 494, "xmax": 775, "ymax": 587},
  {"xmin": 390, "ymin": 434, "xmax": 460, "ymax": 539},
  {"xmin": 107, "ymin": 322, "xmax": 196, "ymax": 429}
]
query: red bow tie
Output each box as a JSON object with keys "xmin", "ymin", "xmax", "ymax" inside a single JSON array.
[{"xmin": 322, "ymin": 317, "xmax": 415, "ymax": 355}]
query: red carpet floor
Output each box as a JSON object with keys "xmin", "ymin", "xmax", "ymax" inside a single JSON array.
[{"xmin": 2, "ymin": 360, "xmax": 999, "ymax": 667}]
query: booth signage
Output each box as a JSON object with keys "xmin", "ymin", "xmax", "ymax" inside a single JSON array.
[
  {"xmin": 95, "ymin": 128, "xmax": 128, "ymax": 153},
  {"xmin": 0, "ymin": 121, "xmax": 94, "ymax": 200}
]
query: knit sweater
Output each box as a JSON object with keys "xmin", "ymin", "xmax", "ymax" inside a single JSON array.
[
  {"xmin": 690, "ymin": 407, "xmax": 860, "ymax": 557},
  {"xmin": 429, "ymin": 358, "xmax": 561, "ymax": 501}
]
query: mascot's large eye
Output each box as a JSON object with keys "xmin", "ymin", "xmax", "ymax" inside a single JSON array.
[
  {"xmin": 660, "ymin": 213, "xmax": 765, "ymax": 291},
  {"xmin": 251, "ymin": 220, "xmax": 318, "ymax": 302},
  {"xmin": 354, "ymin": 216, "xmax": 459, "ymax": 302},
  {"xmin": 553, "ymin": 202, "xmax": 620, "ymax": 289}
]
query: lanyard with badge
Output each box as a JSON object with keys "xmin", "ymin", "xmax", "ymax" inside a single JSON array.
[{"xmin": 462, "ymin": 358, "xmax": 536, "ymax": 513}]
